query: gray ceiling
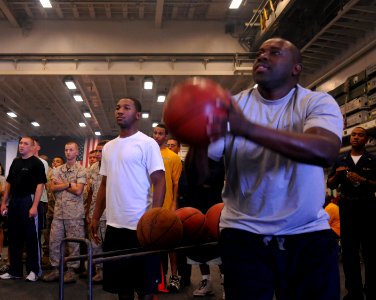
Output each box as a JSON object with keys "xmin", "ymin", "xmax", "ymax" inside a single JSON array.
[{"xmin": 0, "ymin": 0, "xmax": 375, "ymax": 141}]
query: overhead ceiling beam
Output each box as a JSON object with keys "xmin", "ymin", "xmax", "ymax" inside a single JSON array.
[
  {"xmin": 155, "ymin": 0, "xmax": 164, "ymax": 28},
  {"xmin": 0, "ymin": 0, "xmax": 20, "ymax": 27}
]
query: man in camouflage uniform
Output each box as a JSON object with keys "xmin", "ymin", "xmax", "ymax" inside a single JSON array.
[
  {"xmin": 43, "ymin": 142, "xmax": 87, "ymax": 283},
  {"xmin": 43, "ymin": 156, "xmax": 65, "ymax": 268},
  {"xmin": 86, "ymin": 140, "xmax": 109, "ymax": 283}
]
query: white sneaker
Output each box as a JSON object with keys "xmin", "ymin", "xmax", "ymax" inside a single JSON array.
[
  {"xmin": 25, "ymin": 271, "xmax": 39, "ymax": 282},
  {"xmin": 0, "ymin": 272, "xmax": 22, "ymax": 280},
  {"xmin": 193, "ymin": 279, "xmax": 214, "ymax": 296}
]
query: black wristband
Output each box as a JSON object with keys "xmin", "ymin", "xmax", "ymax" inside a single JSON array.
[{"xmin": 68, "ymin": 182, "xmax": 71, "ymax": 188}]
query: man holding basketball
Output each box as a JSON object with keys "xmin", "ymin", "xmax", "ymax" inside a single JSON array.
[
  {"xmin": 186, "ymin": 38, "xmax": 343, "ymax": 300},
  {"xmin": 90, "ymin": 97, "xmax": 165, "ymax": 300}
]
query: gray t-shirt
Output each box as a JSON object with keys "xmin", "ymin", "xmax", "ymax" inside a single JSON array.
[{"xmin": 209, "ymin": 85, "xmax": 343, "ymax": 235}]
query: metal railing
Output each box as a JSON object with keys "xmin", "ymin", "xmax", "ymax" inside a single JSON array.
[{"xmin": 58, "ymin": 238, "xmax": 218, "ymax": 300}]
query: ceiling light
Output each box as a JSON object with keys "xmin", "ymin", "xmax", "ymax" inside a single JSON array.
[
  {"xmin": 40, "ymin": 0, "xmax": 52, "ymax": 8},
  {"xmin": 31, "ymin": 122, "xmax": 40, "ymax": 127},
  {"xmin": 7, "ymin": 112, "xmax": 17, "ymax": 118},
  {"xmin": 64, "ymin": 79, "xmax": 77, "ymax": 90},
  {"xmin": 143, "ymin": 77, "xmax": 153, "ymax": 90},
  {"xmin": 157, "ymin": 94, "xmax": 166, "ymax": 103},
  {"xmin": 95, "ymin": 131, "xmax": 101, "ymax": 136},
  {"xmin": 83, "ymin": 112, "xmax": 92, "ymax": 118},
  {"xmin": 79, "ymin": 122, "xmax": 86, "ymax": 127},
  {"xmin": 229, "ymin": 0, "xmax": 242, "ymax": 9},
  {"xmin": 73, "ymin": 93, "xmax": 83, "ymax": 102},
  {"xmin": 152, "ymin": 122, "xmax": 159, "ymax": 128},
  {"xmin": 142, "ymin": 112, "xmax": 149, "ymax": 119}
]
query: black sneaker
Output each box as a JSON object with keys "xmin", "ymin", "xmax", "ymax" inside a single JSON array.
[{"xmin": 168, "ymin": 275, "xmax": 180, "ymax": 293}]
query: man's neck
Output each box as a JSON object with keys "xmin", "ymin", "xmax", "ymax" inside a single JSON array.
[
  {"xmin": 66, "ymin": 160, "xmax": 76, "ymax": 168},
  {"xmin": 257, "ymin": 83, "xmax": 297, "ymax": 100},
  {"xmin": 351, "ymin": 148, "xmax": 365, "ymax": 156},
  {"xmin": 21, "ymin": 153, "xmax": 33, "ymax": 159},
  {"xmin": 119, "ymin": 127, "xmax": 138, "ymax": 138}
]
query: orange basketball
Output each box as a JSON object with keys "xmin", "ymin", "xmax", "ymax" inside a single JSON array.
[
  {"xmin": 163, "ymin": 77, "xmax": 231, "ymax": 145},
  {"xmin": 204, "ymin": 203, "xmax": 224, "ymax": 240},
  {"xmin": 137, "ymin": 207, "xmax": 183, "ymax": 249},
  {"xmin": 175, "ymin": 207, "xmax": 206, "ymax": 242}
]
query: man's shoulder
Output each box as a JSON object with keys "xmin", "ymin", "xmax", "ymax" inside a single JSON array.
[
  {"xmin": 364, "ymin": 151, "xmax": 376, "ymax": 161},
  {"xmin": 296, "ymin": 84, "xmax": 335, "ymax": 102}
]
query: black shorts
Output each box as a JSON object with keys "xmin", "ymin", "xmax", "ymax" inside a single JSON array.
[
  {"xmin": 102, "ymin": 226, "xmax": 160, "ymax": 296},
  {"xmin": 220, "ymin": 228, "xmax": 340, "ymax": 300},
  {"xmin": 0, "ymin": 214, "xmax": 7, "ymax": 229}
]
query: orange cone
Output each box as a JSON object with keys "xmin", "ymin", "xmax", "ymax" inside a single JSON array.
[{"xmin": 158, "ymin": 263, "xmax": 169, "ymax": 293}]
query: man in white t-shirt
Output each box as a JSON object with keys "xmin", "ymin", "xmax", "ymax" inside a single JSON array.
[
  {"xmin": 90, "ymin": 97, "xmax": 165, "ymax": 300},
  {"xmin": 186, "ymin": 38, "xmax": 343, "ymax": 300}
]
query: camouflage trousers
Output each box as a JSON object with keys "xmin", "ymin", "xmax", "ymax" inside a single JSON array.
[
  {"xmin": 89, "ymin": 220, "xmax": 107, "ymax": 270},
  {"xmin": 49, "ymin": 218, "xmax": 85, "ymax": 269}
]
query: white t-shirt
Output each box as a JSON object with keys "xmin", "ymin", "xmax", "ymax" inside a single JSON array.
[
  {"xmin": 100, "ymin": 132, "xmax": 165, "ymax": 229},
  {"xmin": 38, "ymin": 157, "xmax": 49, "ymax": 203},
  {"xmin": 209, "ymin": 85, "xmax": 343, "ymax": 235}
]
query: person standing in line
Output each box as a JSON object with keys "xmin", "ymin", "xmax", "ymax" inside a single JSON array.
[
  {"xmin": 43, "ymin": 142, "xmax": 87, "ymax": 283},
  {"xmin": 43, "ymin": 156, "xmax": 65, "ymax": 269},
  {"xmin": 33, "ymin": 139, "xmax": 50, "ymax": 267},
  {"xmin": 186, "ymin": 38, "xmax": 343, "ymax": 300},
  {"xmin": 327, "ymin": 126, "xmax": 376, "ymax": 300},
  {"xmin": 0, "ymin": 163, "xmax": 7, "ymax": 262},
  {"xmin": 166, "ymin": 138, "xmax": 191, "ymax": 287},
  {"xmin": 86, "ymin": 139, "xmax": 109, "ymax": 283},
  {"xmin": 88, "ymin": 150, "xmax": 97, "ymax": 167},
  {"xmin": 90, "ymin": 97, "xmax": 165, "ymax": 300},
  {"xmin": 0, "ymin": 137, "xmax": 46, "ymax": 282},
  {"xmin": 153, "ymin": 124, "xmax": 182, "ymax": 293}
]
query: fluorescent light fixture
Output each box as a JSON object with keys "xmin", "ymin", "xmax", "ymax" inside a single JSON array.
[
  {"xmin": 31, "ymin": 122, "xmax": 40, "ymax": 127},
  {"xmin": 7, "ymin": 112, "xmax": 17, "ymax": 118},
  {"xmin": 229, "ymin": 0, "xmax": 242, "ymax": 9},
  {"xmin": 95, "ymin": 131, "xmax": 101, "ymax": 136},
  {"xmin": 79, "ymin": 122, "xmax": 86, "ymax": 127},
  {"xmin": 40, "ymin": 0, "xmax": 52, "ymax": 8},
  {"xmin": 152, "ymin": 122, "xmax": 158, "ymax": 128},
  {"xmin": 157, "ymin": 94, "xmax": 166, "ymax": 103},
  {"xmin": 73, "ymin": 93, "xmax": 83, "ymax": 102},
  {"xmin": 143, "ymin": 77, "xmax": 153, "ymax": 90},
  {"xmin": 83, "ymin": 112, "xmax": 92, "ymax": 118},
  {"xmin": 142, "ymin": 112, "xmax": 149, "ymax": 119},
  {"xmin": 64, "ymin": 79, "xmax": 77, "ymax": 90}
]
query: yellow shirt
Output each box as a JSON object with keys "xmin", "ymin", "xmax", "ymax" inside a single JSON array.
[
  {"xmin": 160, "ymin": 148, "xmax": 182, "ymax": 211},
  {"xmin": 325, "ymin": 202, "xmax": 340, "ymax": 237}
]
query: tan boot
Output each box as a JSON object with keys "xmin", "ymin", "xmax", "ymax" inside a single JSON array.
[
  {"xmin": 63, "ymin": 268, "xmax": 76, "ymax": 284},
  {"xmin": 92, "ymin": 267, "xmax": 103, "ymax": 283},
  {"xmin": 43, "ymin": 268, "xmax": 59, "ymax": 282}
]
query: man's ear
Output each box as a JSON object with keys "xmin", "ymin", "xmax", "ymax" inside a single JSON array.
[
  {"xmin": 292, "ymin": 63, "xmax": 302, "ymax": 76},
  {"xmin": 136, "ymin": 112, "xmax": 141, "ymax": 120}
]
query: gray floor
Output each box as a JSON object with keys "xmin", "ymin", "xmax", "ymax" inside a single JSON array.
[{"xmin": 0, "ymin": 247, "xmax": 350, "ymax": 300}]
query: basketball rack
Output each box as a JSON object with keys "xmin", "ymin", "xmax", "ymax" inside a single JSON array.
[{"xmin": 59, "ymin": 238, "xmax": 219, "ymax": 300}]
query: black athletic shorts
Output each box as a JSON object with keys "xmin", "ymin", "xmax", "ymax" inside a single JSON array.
[{"xmin": 102, "ymin": 225, "xmax": 161, "ymax": 296}]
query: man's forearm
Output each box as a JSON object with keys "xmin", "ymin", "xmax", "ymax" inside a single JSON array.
[
  {"xmin": 92, "ymin": 178, "xmax": 106, "ymax": 221},
  {"xmin": 32, "ymin": 183, "xmax": 44, "ymax": 209}
]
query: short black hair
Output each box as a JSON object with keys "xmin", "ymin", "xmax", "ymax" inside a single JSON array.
[
  {"xmin": 168, "ymin": 137, "xmax": 180, "ymax": 147},
  {"xmin": 53, "ymin": 156, "xmax": 65, "ymax": 163},
  {"xmin": 97, "ymin": 140, "xmax": 110, "ymax": 147},
  {"xmin": 156, "ymin": 123, "xmax": 168, "ymax": 135},
  {"xmin": 128, "ymin": 97, "xmax": 142, "ymax": 112}
]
